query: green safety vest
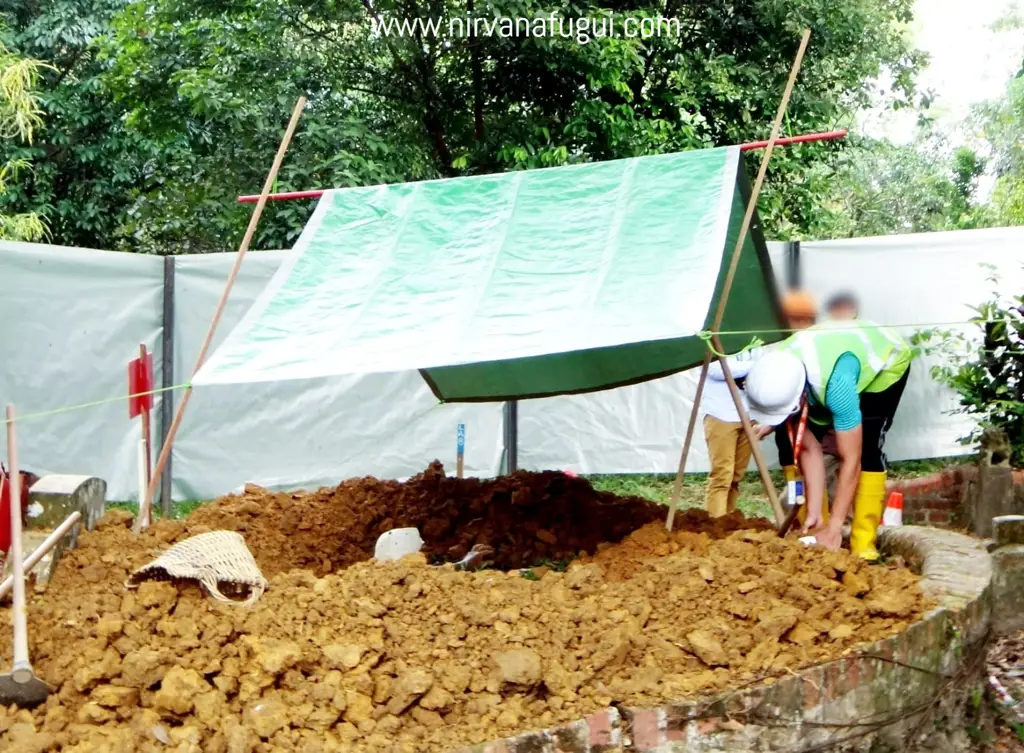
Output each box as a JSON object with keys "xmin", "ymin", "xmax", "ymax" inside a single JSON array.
[{"xmin": 783, "ymin": 320, "xmax": 913, "ymax": 406}]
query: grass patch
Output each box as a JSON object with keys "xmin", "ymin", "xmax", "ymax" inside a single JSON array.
[
  {"xmin": 106, "ymin": 500, "xmax": 205, "ymax": 521},
  {"xmin": 586, "ymin": 471, "xmax": 780, "ymax": 520},
  {"xmin": 587, "ymin": 456, "xmax": 971, "ymax": 520}
]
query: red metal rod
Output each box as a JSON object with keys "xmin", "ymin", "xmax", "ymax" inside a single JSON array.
[
  {"xmin": 739, "ymin": 129, "xmax": 847, "ymax": 152},
  {"xmin": 237, "ymin": 129, "xmax": 848, "ymax": 203}
]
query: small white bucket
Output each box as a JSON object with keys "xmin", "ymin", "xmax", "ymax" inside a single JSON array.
[{"xmin": 374, "ymin": 528, "xmax": 424, "ymax": 562}]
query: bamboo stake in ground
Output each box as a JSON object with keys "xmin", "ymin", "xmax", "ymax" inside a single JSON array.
[
  {"xmin": 139, "ymin": 343, "xmax": 152, "ymax": 485},
  {"xmin": 664, "ymin": 352, "xmax": 711, "ymax": 531},
  {"xmin": 665, "ymin": 29, "xmax": 811, "ymax": 531},
  {"xmin": 136, "ymin": 96, "xmax": 307, "ymax": 532},
  {"xmin": 712, "ymin": 337, "xmax": 785, "ymax": 526}
]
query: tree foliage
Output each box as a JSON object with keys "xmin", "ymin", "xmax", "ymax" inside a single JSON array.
[
  {"xmin": 977, "ymin": 69, "xmax": 1024, "ymax": 227},
  {"xmin": 1, "ymin": 0, "xmax": 925, "ymax": 252},
  {"xmin": 0, "ymin": 29, "xmax": 51, "ymax": 241},
  {"xmin": 803, "ymin": 133, "xmax": 989, "ymax": 239},
  {"xmin": 0, "ymin": 0, "xmax": 929, "ymax": 253}
]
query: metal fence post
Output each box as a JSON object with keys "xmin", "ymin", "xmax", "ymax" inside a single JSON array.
[
  {"xmin": 159, "ymin": 255, "xmax": 175, "ymax": 516},
  {"xmin": 786, "ymin": 240, "xmax": 801, "ymax": 289},
  {"xmin": 503, "ymin": 401, "xmax": 518, "ymax": 474}
]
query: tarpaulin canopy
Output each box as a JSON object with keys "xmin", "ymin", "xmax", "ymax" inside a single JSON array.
[{"xmin": 194, "ymin": 146, "xmax": 785, "ymax": 401}]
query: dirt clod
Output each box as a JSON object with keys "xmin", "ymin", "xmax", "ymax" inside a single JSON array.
[{"xmin": 493, "ymin": 648, "xmax": 543, "ymax": 687}]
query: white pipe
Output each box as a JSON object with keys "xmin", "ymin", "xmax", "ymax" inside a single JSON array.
[
  {"xmin": 137, "ymin": 438, "xmax": 147, "ymax": 519},
  {"xmin": 0, "ymin": 511, "xmax": 82, "ymax": 601},
  {"xmin": 6, "ymin": 405, "xmax": 32, "ymax": 680}
]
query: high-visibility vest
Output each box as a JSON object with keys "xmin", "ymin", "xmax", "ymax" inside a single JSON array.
[{"xmin": 784, "ymin": 320, "xmax": 913, "ymax": 406}]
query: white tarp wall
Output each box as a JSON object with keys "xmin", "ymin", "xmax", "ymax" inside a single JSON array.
[
  {"xmin": 0, "ymin": 241, "xmax": 164, "ymax": 495},
  {"xmin": 170, "ymin": 253, "xmax": 504, "ymax": 501},
  {"xmin": 2, "ymin": 228, "xmax": 1022, "ymax": 500}
]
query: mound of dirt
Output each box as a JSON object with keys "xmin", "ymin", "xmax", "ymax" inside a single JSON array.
[
  {"xmin": 181, "ymin": 462, "xmax": 767, "ymax": 575},
  {"xmin": 0, "ymin": 504, "xmax": 930, "ymax": 753}
]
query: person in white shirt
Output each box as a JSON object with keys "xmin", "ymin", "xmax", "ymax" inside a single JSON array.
[
  {"xmin": 702, "ymin": 289, "xmax": 819, "ymax": 518},
  {"xmin": 702, "ymin": 347, "xmax": 764, "ymax": 517}
]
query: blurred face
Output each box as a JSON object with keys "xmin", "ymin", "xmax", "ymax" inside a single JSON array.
[
  {"xmin": 788, "ymin": 314, "xmax": 815, "ymax": 331},
  {"xmin": 828, "ymin": 303, "xmax": 858, "ymax": 321}
]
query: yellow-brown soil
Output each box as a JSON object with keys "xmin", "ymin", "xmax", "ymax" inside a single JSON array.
[{"xmin": 0, "ymin": 474, "xmax": 929, "ymax": 753}]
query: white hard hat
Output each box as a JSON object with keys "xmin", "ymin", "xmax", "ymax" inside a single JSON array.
[{"xmin": 744, "ymin": 351, "xmax": 807, "ymax": 427}]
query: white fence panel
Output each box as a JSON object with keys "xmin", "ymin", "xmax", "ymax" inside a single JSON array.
[
  {"xmin": 0, "ymin": 241, "xmax": 163, "ymax": 499},
  {"xmin": 4, "ymin": 228, "xmax": 1024, "ymax": 501},
  {"xmin": 801, "ymin": 227, "xmax": 1024, "ymax": 464},
  {"xmin": 171, "ymin": 253, "xmax": 503, "ymax": 500}
]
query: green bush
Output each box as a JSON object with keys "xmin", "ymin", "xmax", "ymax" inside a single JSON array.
[{"xmin": 913, "ymin": 266, "xmax": 1024, "ymax": 466}]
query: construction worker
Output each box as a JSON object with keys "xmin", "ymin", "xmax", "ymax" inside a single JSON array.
[
  {"xmin": 702, "ymin": 347, "xmax": 763, "ymax": 518},
  {"xmin": 743, "ymin": 320, "xmax": 914, "ymax": 559},
  {"xmin": 781, "ymin": 289, "xmax": 817, "ymax": 332},
  {"xmin": 702, "ymin": 290, "xmax": 814, "ymax": 519},
  {"xmin": 825, "ymin": 291, "xmax": 860, "ymax": 322}
]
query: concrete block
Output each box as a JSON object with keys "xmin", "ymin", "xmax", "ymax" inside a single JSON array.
[
  {"xmin": 29, "ymin": 475, "xmax": 106, "ymax": 532},
  {"xmin": 992, "ymin": 546, "xmax": 1024, "ymax": 635},
  {"xmin": 993, "ymin": 515, "xmax": 1024, "ymax": 547}
]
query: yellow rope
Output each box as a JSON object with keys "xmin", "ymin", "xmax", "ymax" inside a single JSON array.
[
  {"xmin": 0, "ymin": 384, "xmax": 191, "ymax": 425},
  {"xmin": 0, "ymin": 316, "xmax": 1013, "ymax": 426},
  {"xmin": 698, "ymin": 332, "xmax": 766, "ymax": 357}
]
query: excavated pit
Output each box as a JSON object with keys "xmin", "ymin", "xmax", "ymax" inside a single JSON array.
[
  {"xmin": 0, "ymin": 465, "xmax": 931, "ymax": 753},
  {"xmin": 180, "ymin": 461, "xmax": 768, "ymax": 575}
]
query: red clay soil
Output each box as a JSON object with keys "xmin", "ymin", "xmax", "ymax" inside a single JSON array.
[{"xmin": 182, "ymin": 461, "xmax": 771, "ymax": 576}]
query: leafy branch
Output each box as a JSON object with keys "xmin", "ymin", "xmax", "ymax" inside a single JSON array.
[{"xmin": 912, "ymin": 264, "xmax": 1024, "ymax": 465}]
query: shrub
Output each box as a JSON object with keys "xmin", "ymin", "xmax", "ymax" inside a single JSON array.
[{"xmin": 912, "ymin": 266, "xmax": 1024, "ymax": 466}]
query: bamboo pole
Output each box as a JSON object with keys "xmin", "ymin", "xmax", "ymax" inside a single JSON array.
[
  {"xmin": 0, "ymin": 512, "xmax": 81, "ymax": 601},
  {"xmin": 664, "ymin": 353, "xmax": 710, "ymax": 531},
  {"xmin": 139, "ymin": 343, "xmax": 152, "ymax": 485},
  {"xmin": 713, "ymin": 337, "xmax": 786, "ymax": 526},
  {"xmin": 5, "ymin": 405, "xmax": 33, "ymax": 681},
  {"xmin": 136, "ymin": 96, "xmax": 307, "ymax": 532},
  {"xmin": 665, "ymin": 29, "xmax": 811, "ymax": 531}
]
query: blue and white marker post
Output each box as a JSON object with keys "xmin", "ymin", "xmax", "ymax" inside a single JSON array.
[{"xmin": 456, "ymin": 423, "xmax": 466, "ymax": 478}]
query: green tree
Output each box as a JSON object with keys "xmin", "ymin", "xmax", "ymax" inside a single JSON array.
[
  {"xmin": 977, "ymin": 69, "xmax": 1024, "ymax": 226},
  {"xmin": 0, "ymin": 32, "xmax": 50, "ymax": 240},
  {"xmin": 804, "ymin": 133, "xmax": 990, "ymax": 239},
  {"xmin": 0, "ymin": 0, "xmax": 176, "ymax": 248},
  {"xmin": 5, "ymin": 0, "xmax": 926, "ymax": 251}
]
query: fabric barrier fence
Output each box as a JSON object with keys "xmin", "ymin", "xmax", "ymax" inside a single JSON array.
[{"xmin": 2, "ymin": 229, "xmax": 1022, "ymax": 501}]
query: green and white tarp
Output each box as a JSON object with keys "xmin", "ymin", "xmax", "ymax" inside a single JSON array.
[{"xmin": 194, "ymin": 146, "xmax": 785, "ymax": 401}]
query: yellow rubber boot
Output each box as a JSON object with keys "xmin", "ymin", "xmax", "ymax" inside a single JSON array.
[{"xmin": 850, "ymin": 471, "xmax": 886, "ymax": 561}]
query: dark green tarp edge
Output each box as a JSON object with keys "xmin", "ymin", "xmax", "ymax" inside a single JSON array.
[{"xmin": 421, "ymin": 158, "xmax": 787, "ymax": 403}]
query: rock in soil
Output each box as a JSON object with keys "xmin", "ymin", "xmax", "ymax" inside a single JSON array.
[{"xmin": 0, "ymin": 468, "xmax": 931, "ymax": 753}]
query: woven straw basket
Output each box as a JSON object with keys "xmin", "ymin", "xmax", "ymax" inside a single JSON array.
[{"xmin": 128, "ymin": 530, "xmax": 267, "ymax": 606}]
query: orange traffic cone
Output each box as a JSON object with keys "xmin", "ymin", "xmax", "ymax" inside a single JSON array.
[{"xmin": 882, "ymin": 491, "xmax": 904, "ymax": 528}]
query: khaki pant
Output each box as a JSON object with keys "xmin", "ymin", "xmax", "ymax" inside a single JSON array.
[{"xmin": 704, "ymin": 415, "xmax": 752, "ymax": 518}]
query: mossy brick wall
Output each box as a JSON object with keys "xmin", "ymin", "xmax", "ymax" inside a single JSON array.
[
  {"xmin": 887, "ymin": 467, "xmax": 1024, "ymax": 528},
  {"xmin": 456, "ymin": 526, "xmax": 993, "ymax": 753}
]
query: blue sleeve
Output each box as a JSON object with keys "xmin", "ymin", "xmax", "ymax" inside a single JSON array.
[{"xmin": 825, "ymin": 353, "xmax": 862, "ymax": 431}]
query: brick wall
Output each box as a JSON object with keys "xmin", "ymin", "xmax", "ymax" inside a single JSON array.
[
  {"xmin": 886, "ymin": 466, "xmax": 1024, "ymax": 529},
  {"xmin": 457, "ymin": 526, "xmax": 994, "ymax": 753}
]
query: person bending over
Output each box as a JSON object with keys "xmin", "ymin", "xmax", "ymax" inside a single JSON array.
[{"xmin": 742, "ymin": 320, "xmax": 913, "ymax": 560}]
